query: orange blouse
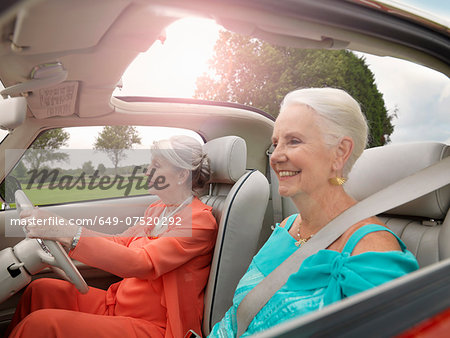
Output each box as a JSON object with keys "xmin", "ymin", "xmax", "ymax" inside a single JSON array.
[{"xmin": 69, "ymin": 197, "xmax": 217, "ymax": 337}]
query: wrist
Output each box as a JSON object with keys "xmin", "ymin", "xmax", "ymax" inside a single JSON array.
[{"xmin": 70, "ymin": 226, "xmax": 83, "ymax": 251}]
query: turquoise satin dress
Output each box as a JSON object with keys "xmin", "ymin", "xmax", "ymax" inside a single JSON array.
[{"xmin": 209, "ymin": 214, "xmax": 419, "ymax": 337}]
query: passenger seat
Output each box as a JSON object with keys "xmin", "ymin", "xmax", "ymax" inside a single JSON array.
[{"xmin": 345, "ymin": 142, "xmax": 450, "ymax": 267}]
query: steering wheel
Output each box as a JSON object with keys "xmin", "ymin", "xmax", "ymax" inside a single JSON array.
[{"xmin": 15, "ymin": 190, "xmax": 89, "ymax": 294}]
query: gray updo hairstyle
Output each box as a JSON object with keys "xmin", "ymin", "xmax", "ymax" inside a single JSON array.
[
  {"xmin": 280, "ymin": 88, "xmax": 368, "ymax": 177},
  {"xmin": 151, "ymin": 135, "xmax": 211, "ymax": 193}
]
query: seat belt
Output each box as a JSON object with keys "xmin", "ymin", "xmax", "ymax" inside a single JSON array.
[
  {"xmin": 266, "ymin": 145, "xmax": 283, "ymax": 225},
  {"xmin": 236, "ymin": 155, "xmax": 450, "ymax": 337}
]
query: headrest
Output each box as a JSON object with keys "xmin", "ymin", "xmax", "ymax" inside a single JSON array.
[
  {"xmin": 345, "ymin": 142, "xmax": 450, "ymax": 220},
  {"xmin": 203, "ymin": 136, "xmax": 247, "ymax": 184}
]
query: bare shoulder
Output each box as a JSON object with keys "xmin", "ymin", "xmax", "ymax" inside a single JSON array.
[
  {"xmin": 352, "ymin": 225, "xmax": 402, "ymax": 255},
  {"xmin": 278, "ymin": 214, "xmax": 299, "ymax": 228},
  {"xmin": 278, "ymin": 217, "xmax": 290, "ymax": 228},
  {"xmin": 328, "ymin": 216, "xmax": 402, "ymax": 254}
]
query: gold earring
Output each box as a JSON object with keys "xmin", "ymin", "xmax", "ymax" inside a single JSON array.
[{"xmin": 329, "ymin": 177, "xmax": 347, "ymax": 186}]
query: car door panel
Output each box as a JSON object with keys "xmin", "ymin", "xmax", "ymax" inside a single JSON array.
[{"xmin": 0, "ymin": 194, "xmax": 159, "ymax": 327}]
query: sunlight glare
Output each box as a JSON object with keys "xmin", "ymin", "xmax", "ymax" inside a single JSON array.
[{"xmin": 115, "ymin": 18, "xmax": 222, "ymax": 98}]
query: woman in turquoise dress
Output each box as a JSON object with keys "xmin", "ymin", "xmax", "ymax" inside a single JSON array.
[{"xmin": 209, "ymin": 88, "xmax": 419, "ymax": 337}]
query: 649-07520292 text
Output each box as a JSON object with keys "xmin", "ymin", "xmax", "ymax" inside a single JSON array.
[{"xmin": 10, "ymin": 215, "xmax": 183, "ymax": 228}]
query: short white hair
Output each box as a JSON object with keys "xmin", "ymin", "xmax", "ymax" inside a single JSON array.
[{"xmin": 280, "ymin": 87, "xmax": 368, "ymax": 176}]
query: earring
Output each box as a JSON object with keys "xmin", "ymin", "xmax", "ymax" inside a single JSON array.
[
  {"xmin": 329, "ymin": 177, "xmax": 347, "ymax": 186},
  {"xmin": 178, "ymin": 181, "xmax": 182, "ymax": 185}
]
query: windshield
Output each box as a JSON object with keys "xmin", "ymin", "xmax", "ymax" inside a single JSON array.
[{"xmin": 115, "ymin": 17, "xmax": 449, "ymax": 144}]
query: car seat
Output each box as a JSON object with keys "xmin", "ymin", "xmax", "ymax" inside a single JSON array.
[
  {"xmin": 200, "ymin": 136, "xmax": 270, "ymax": 335},
  {"xmin": 345, "ymin": 142, "xmax": 450, "ymax": 267}
]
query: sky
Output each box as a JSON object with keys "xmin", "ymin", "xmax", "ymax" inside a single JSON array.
[
  {"xmin": 113, "ymin": 18, "xmax": 220, "ymax": 99},
  {"xmin": 359, "ymin": 53, "xmax": 449, "ymax": 143},
  {"xmin": 387, "ymin": 0, "xmax": 450, "ymax": 26}
]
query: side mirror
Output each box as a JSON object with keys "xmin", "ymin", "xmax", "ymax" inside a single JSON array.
[
  {"xmin": 0, "ymin": 176, "xmax": 23, "ymax": 204},
  {"xmin": 0, "ymin": 97, "xmax": 27, "ymax": 130}
]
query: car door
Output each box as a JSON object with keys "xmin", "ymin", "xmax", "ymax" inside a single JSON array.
[{"xmin": 0, "ymin": 125, "xmax": 202, "ymax": 328}]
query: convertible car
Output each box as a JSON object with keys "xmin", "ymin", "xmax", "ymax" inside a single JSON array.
[{"xmin": 0, "ymin": 0, "xmax": 448, "ymax": 337}]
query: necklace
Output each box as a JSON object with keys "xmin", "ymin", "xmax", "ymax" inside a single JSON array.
[
  {"xmin": 151, "ymin": 195, "xmax": 193, "ymax": 237},
  {"xmin": 295, "ymin": 222, "xmax": 313, "ymax": 247}
]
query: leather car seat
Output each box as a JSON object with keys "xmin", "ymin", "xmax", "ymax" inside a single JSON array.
[{"xmin": 200, "ymin": 136, "xmax": 270, "ymax": 335}]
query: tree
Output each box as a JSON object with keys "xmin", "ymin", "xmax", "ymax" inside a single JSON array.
[
  {"xmin": 23, "ymin": 128, "xmax": 70, "ymax": 170},
  {"xmin": 96, "ymin": 163, "xmax": 107, "ymax": 175},
  {"xmin": 93, "ymin": 126, "xmax": 141, "ymax": 172},
  {"xmin": 82, "ymin": 161, "xmax": 95, "ymax": 175},
  {"xmin": 195, "ymin": 31, "xmax": 394, "ymax": 147},
  {"xmin": 11, "ymin": 161, "xmax": 27, "ymax": 178}
]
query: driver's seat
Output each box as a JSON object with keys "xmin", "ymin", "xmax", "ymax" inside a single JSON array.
[{"xmin": 200, "ymin": 136, "xmax": 270, "ymax": 335}]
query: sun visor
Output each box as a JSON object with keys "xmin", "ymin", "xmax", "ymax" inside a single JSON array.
[
  {"xmin": 10, "ymin": 0, "xmax": 130, "ymax": 55},
  {"xmin": 1, "ymin": 62, "xmax": 79, "ymax": 119},
  {"xmin": 27, "ymin": 81, "xmax": 79, "ymax": 119}
]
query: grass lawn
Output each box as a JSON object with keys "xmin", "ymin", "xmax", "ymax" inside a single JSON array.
[
  {"xmin": 14, "ymin": 174, "xmax": 150, "ymax": 205},
  {"xmin": 22, "ymin": 185, "xmax": 148, "ymax": 205}
]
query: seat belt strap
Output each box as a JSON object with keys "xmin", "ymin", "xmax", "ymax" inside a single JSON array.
[
  {"xmin": 266, "ymin": 146, "xmax": 283, "ymax": 225},
  {"xmin": 236, "ymin": 155, "xmax": 450, "ymax": 337}
]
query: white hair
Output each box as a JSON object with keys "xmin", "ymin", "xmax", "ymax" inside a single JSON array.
[
  {"xmin": 280, "ymin": 87, "xmax": 368, "ymax": 176},
  {"xmin": 151, "ymin": 135, "xmax": 211, "ymax": 191}
]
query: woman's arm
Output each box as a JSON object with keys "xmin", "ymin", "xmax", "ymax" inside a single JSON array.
[
  {"xmin": 23, "ymin": 204, "xmax": 217, "ymax": 280},
  {"xmin": 352, "ymin": 230, "xmax": 401, "ymax": 254},
  {"xmin": 69, "ymin": 231, "xmax": 153, "ymax": 279},
  {"xmin": 70, "ymin": 209, "xmax": 217, "ymax": 279}
]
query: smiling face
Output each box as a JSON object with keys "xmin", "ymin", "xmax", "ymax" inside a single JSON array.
[{"xmin": 270, "ymin": 104, "xmax": 338, "ymax": 201}]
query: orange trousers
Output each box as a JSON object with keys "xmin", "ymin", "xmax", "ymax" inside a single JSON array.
[{"xmin": 6, "ymin": 278, "xmax": 164, "ymax": 338}]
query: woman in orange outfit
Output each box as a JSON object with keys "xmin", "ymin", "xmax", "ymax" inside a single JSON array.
[{"xmin": 7, "ymin": 135, "xmax": 218, "ymax": 338}]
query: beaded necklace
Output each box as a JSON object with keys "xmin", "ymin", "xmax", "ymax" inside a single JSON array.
[{"xmin": 295, "ymin": 221, "xmax": 314, "ymax": 247}]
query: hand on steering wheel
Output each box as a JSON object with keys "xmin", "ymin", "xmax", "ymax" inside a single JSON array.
[
  {"xmin": 16, "ymin": 190, "xmax": 89, "ymax": 294},
  {"xmin": 38, "ymin": 239, "xmax": 89, "ymax": 294}
]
